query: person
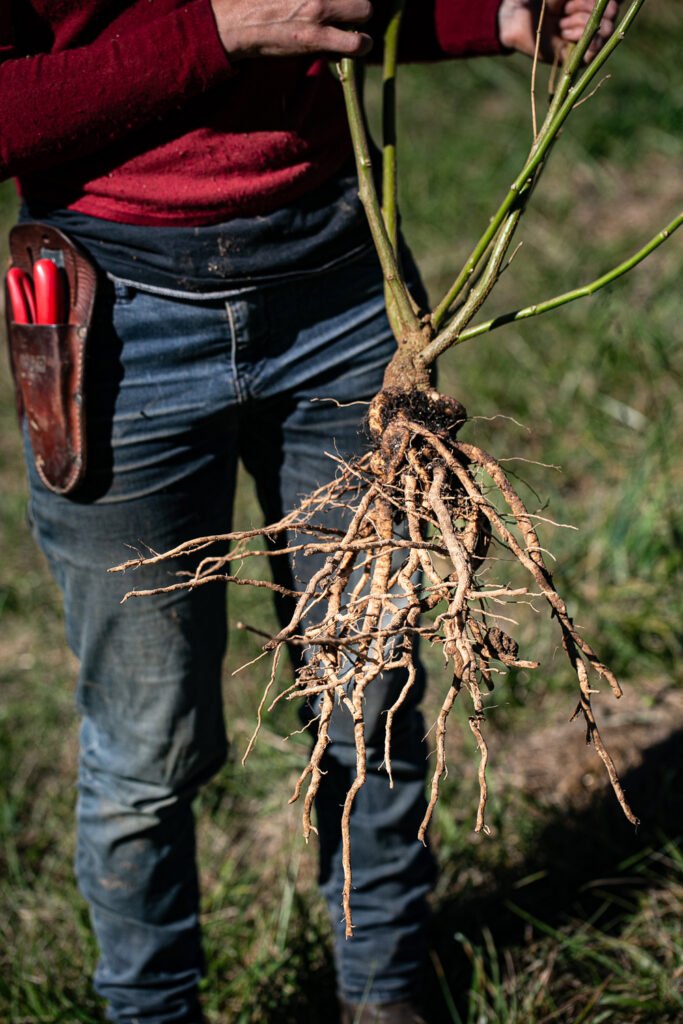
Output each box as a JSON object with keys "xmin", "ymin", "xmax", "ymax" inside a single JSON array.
[{"xmin": 0, "ymin": 2, "xmax": 618, "ymax": 1021}]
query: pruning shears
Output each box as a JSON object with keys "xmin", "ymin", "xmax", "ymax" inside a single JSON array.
[{"xmin": 6, "ymin": 259, "xmax": 66, "ymax": 324}]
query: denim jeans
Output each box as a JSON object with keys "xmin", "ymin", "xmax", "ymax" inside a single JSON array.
[{"xmin": 25, "ymin": 246, "xmax": 436, "ymax": 1023}]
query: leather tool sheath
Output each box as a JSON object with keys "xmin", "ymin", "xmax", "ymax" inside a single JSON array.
[{"xmin": 5, "ymin": 223, "xmax": 97, "ymax": 495}]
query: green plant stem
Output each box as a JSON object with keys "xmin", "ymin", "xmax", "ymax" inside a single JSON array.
[
  {"xmin": 430, "ymin": 0, "xmax": 646, "ymax": 332},
  {"xmin": 439, "ymin": 213, "xmax": 683, "ymax": 349},
  {"xmin": 421, "ymin": 210, "xmax": 523, "ymax": 365},
  {"xmin": 381, "ymin": 0, "xmax": 406, "ymax": 253},
  {"xmin": 535, "ymin": 0, "xmax": 611, "ymax": 145},
  {"xmin": 338, "ymin": 58, "xmax": 420, "ymax": 341}
]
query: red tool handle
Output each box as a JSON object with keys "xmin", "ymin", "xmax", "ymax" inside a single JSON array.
[
  {"xmin": 33, "ymin": 258, "xmax": 66, "ymax": 324},
  {"xmin": 6, "ymin": 267, "xmax": 36, "ymax": 324}
]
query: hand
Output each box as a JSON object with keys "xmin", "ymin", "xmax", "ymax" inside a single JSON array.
[
  {"xmin": 498, "ymin": 0, "xmax": 619, "ymax": 62},
  {"xmin": 210, "ymin": 0, "xmax": 373, "ymax": 60}
]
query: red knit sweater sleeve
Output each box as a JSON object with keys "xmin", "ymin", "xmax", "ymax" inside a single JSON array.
[
  {"xmin": 0, "ymin": 0, "xmax": 234, "ymax": 179},
  {"xmin": 385, "ymin": 0, "xmax": 504, "ymax": 61},
  {"xmin": 435, "ymin": 0, "xmax": 505, "ymax": 56}
]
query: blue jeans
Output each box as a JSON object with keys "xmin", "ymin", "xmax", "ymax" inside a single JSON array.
[{"xmin": 25, "ymin": 247, "xmax": 436, "ymax": 1022}]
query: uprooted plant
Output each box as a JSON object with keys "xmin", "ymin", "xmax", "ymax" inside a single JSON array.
[{"xmin": 111, "ymin": 0, "xmax": 682, "ymax": 937}]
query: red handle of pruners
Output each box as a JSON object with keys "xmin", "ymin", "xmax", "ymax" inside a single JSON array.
[
  {"xmin": 33, "ymin": 258, "xmax": 66, "ymax": 325},
  {"xmin": 6, "ymin": 266, "xmax": 36, "ymax": 324}
]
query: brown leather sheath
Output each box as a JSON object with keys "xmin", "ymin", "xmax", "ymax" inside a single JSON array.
[{"xmin": 5, "ymin": 223, "xmax": 97, "ymax": 495}]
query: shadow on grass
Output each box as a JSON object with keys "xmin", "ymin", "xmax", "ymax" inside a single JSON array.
[
  {"xmin": 239, "ymin": 727, "xmax": 681, "ymax": 1024},
  {"xmin": 423, "ymin": 727, "xmax": 683, "ymax": 1023}
]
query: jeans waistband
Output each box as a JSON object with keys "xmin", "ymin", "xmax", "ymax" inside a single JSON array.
[{"xmin": 105, "ymin": 239, "xmax": 376, "ymax": 302}]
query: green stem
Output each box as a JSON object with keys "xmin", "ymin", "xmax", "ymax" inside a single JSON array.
[
  {"xmin": 431, "ymin": 0, "xmax": 645, "ymax": 331},
  {"xmin": 338, "ymin": 58, "xmax": 420, "ymax": 340},
  {"xmin": 382, "ymin": 0, "xmax": 406, "ymax": 253},
  {"xmin": 535, "ymin": 0, "xmax": 611, "ymax": 145},
  {"xmin": 445, "ymin": 213, "xmax": 683, "ymax": 348}
]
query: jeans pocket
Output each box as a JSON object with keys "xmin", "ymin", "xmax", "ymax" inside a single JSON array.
[{"xmin": 111, "ymin": 277, "xmax": 138, "ymax": 305}]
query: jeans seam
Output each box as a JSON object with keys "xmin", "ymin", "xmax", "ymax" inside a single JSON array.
[
  {"xmin": 225, "ymin": 300, "xmax": 246, "ymax": 403},
  {"xmin": 107, "ymin": 271, "xmax": 258, "ymax": 302}
]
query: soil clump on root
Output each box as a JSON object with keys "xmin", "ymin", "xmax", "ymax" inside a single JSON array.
[{"xmin": 111, "ymin": 384, "xmax": 639, "ymax": 938}]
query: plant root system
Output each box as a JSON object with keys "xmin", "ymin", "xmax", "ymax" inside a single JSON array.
[{"xmin": 111, "ymin": 386, "xmax": 639, "ymax": 938}]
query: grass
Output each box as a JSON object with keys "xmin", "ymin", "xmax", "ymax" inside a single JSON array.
[{"xmin": 1, "ymin": 3, "xmax": 682, "ymax": 1020}]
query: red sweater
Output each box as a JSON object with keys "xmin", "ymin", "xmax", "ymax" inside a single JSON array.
[{"xmin": 0, "ymin": 0, "xmax": 504, "ymax": 226}]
